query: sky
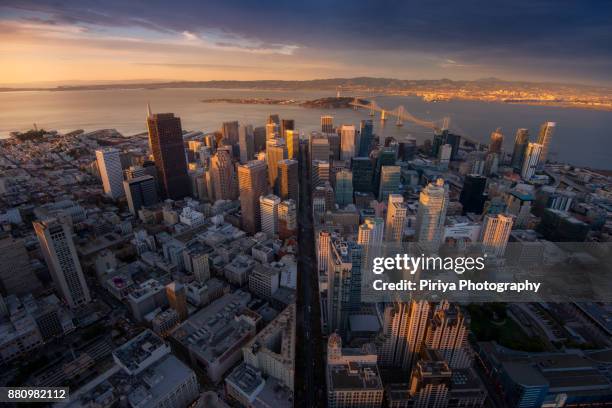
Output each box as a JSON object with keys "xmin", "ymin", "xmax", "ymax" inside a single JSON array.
[{"xmin": 1, "ymin": 0, "xmax": 611, "ymax": 86}]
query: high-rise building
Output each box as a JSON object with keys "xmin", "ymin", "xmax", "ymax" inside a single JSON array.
[
  {"xmin": 415, "ymin": 179, "xmax": 449, "ymax": 252},
  {"xmin": 266, "ymin": 139, "xmax": 288, "ymax": 189},
  {"xmin": 378, "ymin": 165, "xmax": 401, "ymax": 202},
  {"xmin": 253, "ymin": 126, "xmax": 267, "ymax": 152},
  {"xmin": 351, "ymin": 157, "xmax": 374, "ymax": 193},
  {"xmin": 286, "ymin": 129, "xmax": 300, "ymax": 160},
  {"xmin": 146, "ymin": 110, "xmax": 190, "ymax": 200},
  {"xmin": 238, "ymin": 124, "xmax": 255, "ymax": 163},
  {"xmin": 432, "ymin": 129, "xmax": 461, "ymax": 161},
  {"xmin": 537, "ymin": 121, "xmax": 556, "ymax": 165},
  {"xmin": 334, "ymin": 169, "xmax": 353, "ymax": 206},
  {"xmin": 312, "ymin": 160, "xmax": 330, "ymax": 188},
  {"xmin": 166, "ymin": 281, "xmax": 188, "ymax": 321},
  {"xmin": 340, "ymin": 125, "xmax": 357, "ymax": 161},
  {"xmin": 0, "ymin": 235, "xmax": 41, "ymax": 296},
  {"xmin": 96, "ymin": 148, "xmax": 124, "ymax": 199},
  {"xmin": 425, "ymin": 302, "xmax": 471, "ymax": 369},
  {"xmin": 278, "ymin": 199, "xmax": 297, "ymax": 239},
  {"xmin": 317, "ymin": 230, "xmax": 331, "ymax": 273},
  {"xmin": 459, "ymin": 174, "xmax": 487, "ymax": 215},
  {"xmin": 124, "ymin": 175, "xmax": 158, "ymax": 214},
  {"xmin": 237, "ymin": 160, "xmax": 269, "ymax": 234},
  {"xmin": 408, "ymin": 349, "xmax": 452, "ymax": 408},
  {"xmin": 277, "ymin": 159, "xmax": 299, "ymax": 203},
  {"xmin": 34, "ymin": 218, "xmax": 91, "ymax": 308},
  {"xmin": 328, "ymin": 132, "xmax": 341, "ymax": 161},
  {"xmin": 480, "ymin": 213, "xmax": 513, "ymax": 257},
  {"xmin": 489, "ymin": 127, "xmax": 504, "ymax": 154},
  {"xmin": 438, "ymin": 143, "xmax": 452, "ymax": 170},
  {"xmin": 521, "ymin": 142, "xmax": 542, "ymax": 180},
  {"xmin": 321, "ymin": 115, "xmax": 334, "ymax": 134},
  {"xmin": 358, "ymin": 119, "xmax": 374, "ymax": 157},
  {"xmin": 221, "ymin": 121, "xmax": 240, "ymax": 145},
  {"xmin": 327, "ymin": 239, "xmax": 362, "ymax": 333},
  {"xmin": 210, "ymin": 147, "xmax": 238, "ymax": 201},
  {"xmin": 357, "ymin": 217, "xmax": 384, "ymax": 249},
  {"xmin": 280, "ymin": 119, "xmax": 294, "ymax": 138},
  {"xmin": 399, "ymin": 138, "xmax": 417, "ymax": 161},
  {"xmin": 265, "ymin": 123, "xmax": 279, "ymax": 140},
  {"xmin": 511, "ymin": 128, "xmax": 529, "ymax": 170},
  {"xmin": 267, "ymin": 114, "xmax": 280, "ymax": 126},
  {"xmin": 385, "ymin": 194, "xmax": 407, "ymax": 242},
  {"xmin": 260, "ymin": 194, "xmax": 281, "ymax": 236},
  {"xmin": 310, "ymin": 135, "xmax": 330, "ymax": 164},
  {"xmin": 374, "ymin": 147, "xmax": 397, "ymax": 191}
]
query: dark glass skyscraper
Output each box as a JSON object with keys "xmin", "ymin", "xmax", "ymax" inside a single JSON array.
[
  {"xmin": 146, "ymin": 110, "xmax": 190, "ymax": 200},
  {"xmin": 351, "ymin": 157, "xmax": 374, "ymax": 193},
  {"xmin": 459, "ymin": 174, "xmax": 487, "ymax": 215},
  {"xmin": 358, "ymin": 119, "xmax": 373, "ymax": 156},
  {"xmin": 511, "ymin": 128, "xmax": 529, "ymax": 170},
  {"xmin": 432, "ymin": 129, "xmax": 461, "ymax": 160}
]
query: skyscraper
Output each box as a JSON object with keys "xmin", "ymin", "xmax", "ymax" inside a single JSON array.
[
  {"xmin": 96, "ymin": 148, "xmax": 124, "ymax": 199},
  {"xmin": 425, "ymin": 303, "xmax": 470, "ymax": 369},
  {"xmin": 317, "ymin": 230, "xmax": 331, "ymax": 273},
  {"xmin": 266, "ymin": 139, "xmax": 288, "ymax": 189},
  {"xmin": 378, "ymin": 165, "xmax": 401, "ymax": 202},
  {"xmin": 327, "ymin": 239, "xmax": 362, "ymax": 333},
  {"xmin": 277, "ymin": 159, "xmax": 299, "ymax": 203},
  {"xmin": 489, "ymin": 127, "xmax": 504, "ymax": 154},
  {"xmin": 480, "ymin": 213, "xmax": 514, "ymax": 257},
  {"xmin": 221, "ymin": 121, "xmax": 240, "ymax": 145},
  {"xmin": 321, "ymin": 115, "xmax": 334, "ymax": 134},
  {"xmin": 237, "ymin": 160, "xmax": 269, "ymax": 234},
  {"xmin": 238, "ymin": 124, "xmax": 255, "ymax": 163},
  {"xmin": 312, "ymin": 160, "xmax": 330, "ymax": 188},
  {"xmin": 166, "ymin": 281, "xmax": 188, "ymax": 321},
  {"xmin": 357, "ymin": 217, "xmax": 384, "ymax": 249},
  {"xmin": 385, "ymin": 194, "xmax": 407, "ymax": 242},
  {"xmin": 408, "ymin": 349, "xmax": 452, "ymax": 407},
  {"xmin": 537, "ymin": 121, "xmax": 556, "ymax": 165},
  {"xmin": 334, "ymin": 169, "xmax": 353, "ymax": 207},
  {"xmin": 146, "ymin": 110, "xmax": 190, "ymax": 200},
  {"xmin": 260, "ymin": 194, "xmax": 281, "ymax": 236},
  {"xmin": 340, "ymin": 125, "xmax": 357, "ymax": 160},
  {"xmin": 415, "ymin": 179, "xmax": 449, "ymax": 252},
  {"xmin": 511, "ymin": 128, "xmax": 529, "ymax": 170},
  {"xmin": 124, "ymin": 175, "xmax": 158, "ymax": 214},
  {"xmin": 210, "ymin": 147, "xmax": 238, "ymax": 201},
  {"xmin": 358, "ymin": 119, "xmax": 374, "ymax": 157},
  {"xmin": 459, "ymin": 174, "xmax": 487, "ymax": 215},
  {"xmin": 266, "ymin": 122, "xmax": 279, "ymax": 140},
  {"xmin": 351, "ymin": 157, "xmax": 374, "ymax": 193},
  {"xmin": 280, "ymin": 119, "xmax": 294, "ymax": 139},
  {"xmin": 278, "ymin": 199, "xmax": 297, "ymax": 239},
  {"xmin": 310, "ymin": 135, "xmax": 330, "ymax": 164},
  {"xmin": 286, "ymin": 129, "xmax": 300, "ymax": 160},
  {"xmin": 521, "ymin": 142, "xmax": 542, "ymax": 180},
  {"xmin": 34, "ymin": 218, "xmax": 91, "ymax": 308}
]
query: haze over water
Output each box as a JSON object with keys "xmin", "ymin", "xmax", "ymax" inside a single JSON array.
[{"xmin": 1, "ymin": 88, "xmax": 611, "ymax": 169}]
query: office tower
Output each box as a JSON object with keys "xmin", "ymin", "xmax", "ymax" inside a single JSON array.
[
  {"xmin": 358, "ymin": 119, "xmax": 374, "ymax": 157},
  {"xmin": 286, "ymin": 129, "xmax": 299, "ymax": 159},
  {"xmin": 321, "ymin": 115, "xmax": 334, "ymax": 134},
  {"xmin": 351, "ymin": 157, "xmax": 374, "ymax": 193},
  {"xmin": 146, "ymin": 110, "xmax": 190, "ymax": 200},
  {"xmin": 438, "ymin": 144, "xmax": 452, "ymax": 170},
  {"xmin": 34, "ymin": 219, "xmax": 91, "ymax": 308},
  {"xmin": 238, "ymin": 124, "xmax": 255, "ymax": 163},
  {"xmin": 166, "ymin": 281, "xmax": 188, "ymax": 321},
  {"xmin": 374, "ymin": 146, "xmax": 397, "ymax": 191},
  {"xmin": 95, "ymin": 148, "xmax": 124, "ymax": 199},
  {"xmin": 243, "ymin": 304, "xmax": 296, "ymax": 391},
  {"xmin": 317, "ymin": 230, "xmax": 331, "ymax": 273},
  {"xmin": 511, "ymin": 128, "xmax": 529, "ymax": 170},
  {"xmin": 459, "ymin": 174, "xmax": 487, "ymax": 215},
  {"xmin": 521, "ymin": 142, "xmax": 542, "ymax": 180},
  {"xmin": 415, "ymin": 179, "xmax": 449, "ymax": 252},
  {"xmin": 537, "ymin": 121, "xmax": 556, "ymax": 164},
  {"xmin": 278, "ymin": 199, "xmax": 297, "ymax": 239},
  {"xmin": 266, "ymin": 139, "xmax": 288, "ymax": 189},
  {"xmin": 310, "ymin": 135, "xmax": 330, "ymax": 164},
  {"xmin": 334, "ymin": 169, "xmax": 353, "ymax": 206},
  {"xmin": 484, "ymin": 152, "xmax": 499, "ymax": 176},
  {"xmin": 480, "ymin": 213, "xmax": 513, "ymax": 257},
  {"xmin": 425, "ymin": 303, "xmax": 470, "ymax": 368},
  {"xmin": 313, "ymin": 182, "xmax": 335, "ymax": 213},
  {"xmin": 328, "ymin": 132, "xmax": 341, "ymax": 161},
  {"xmin": 221, "ymin": 121, "xmax": 239, "ymax": 145},
  {"xmin": 260, "ymin": 194, "xmax": 281, "ymax": 236},
  {"xmin": 210, "ymin": 147, "xmax": 238, "ymax": 201},
  {"xmin": 408, "ymin": 349, "xmax": 452, "ymax": 407},
  {"xmin": 432, "ymin": 129, "xmax": 461, "ymax": 160},
  {"xmin": 378, "ymin": 165, "xmax": 401, "ymax": 202},
  {"xmin": 265, "ymin": 122, "xmax": 279, "ymax": 140},
  {"xmin": 125, "ymin": 165, "xmax": 147, "ymax": 180},
  {"xmin": 312, "ymin": 160, "xmax": 330, "ymax": 188},
  {"xmin": 340, "ymin": 124, "xmax": 357, "ymax": 160},
  {"xmin": 278, "ymin": 159, "xmax": 299, "ymax": 203},
  {"xmin": 399, "ymin": 138, "xmax": 417, "ymax": 161},
  {"xmin": 327, "ymin": 239, "xmax": 363, "ymax": 333},
  {"xmin": 385, "ymin": 194, "xmax": 407, "ymax": 242},
  {"xmin": 267, "ymin": 114, "xmax": 280, "ymax": 126},
  {"xmin": 358, "ymin": 217, "xmax": 384, "ymax": 249},
  {"xmin": 237, "ymin": 160, "xmax": 269, "ymax": 234},
  {"xmin": 253, "ymin": 126, "xmax": 267, "ymax": 152},
  {"xmin": 489, "ymin": 127, "xmax": 504, "ymax": 154},
  {"xmin": 0, "ymin": 235, "xmax": 40, "ymax": 296},
  {"xmin": 280, "ymin": 119, "xmax": 294, "ymax": 138},
  {"xmin": 124, "ymin": 175, "xmax": 158, "ymax": 214}
]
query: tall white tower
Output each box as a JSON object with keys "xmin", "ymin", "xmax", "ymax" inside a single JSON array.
[
  {"xmin": 415, "ymin": 179, "xmax": 449, "ymax": 252},
  {"xmin": 96, "ymin": 148, "xmax": 124, "ymax": 199}
]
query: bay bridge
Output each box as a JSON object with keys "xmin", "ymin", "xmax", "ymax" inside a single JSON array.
[{"xmin": 349, "ymin": 97, "xmax": 480, "ymax": 147}]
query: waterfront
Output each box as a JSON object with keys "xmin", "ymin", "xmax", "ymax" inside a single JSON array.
[{"xmin": 1, "ymin": 87, "xmax": 612, "ymax": 169}]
